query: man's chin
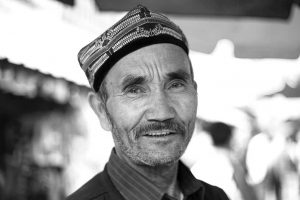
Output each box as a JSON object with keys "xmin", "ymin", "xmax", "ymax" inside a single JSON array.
[{"xmin": 134, "ymin": 151, "xmax": 183, "ymax": 167}]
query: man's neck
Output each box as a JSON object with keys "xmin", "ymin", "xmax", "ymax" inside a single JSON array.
[
  {"xmin": 117, "ymin": 151, "xmax": 182, "ymax": 198},
  {"xmin": 136, "ymin": 162, "xmax": 182, "ymax": 199}
]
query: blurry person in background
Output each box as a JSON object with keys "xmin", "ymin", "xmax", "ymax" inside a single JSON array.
[
  {"xmin": 246, "ymin": 116, "xmax": 300, "ymax": 200},
  {"xmin": 67, "ymin": 4, "xmax": 229, "ymax": 200},
  {"xmin": 292, "ymin": 126, "xmax": 300, "ymax": 198},
  {"xmin": 191, "ymin": 122, "xmax": 258, "ymax": 200},
  {"xmin": 283, "ymin": 119, "xmax": 300, "ymax": 200}
]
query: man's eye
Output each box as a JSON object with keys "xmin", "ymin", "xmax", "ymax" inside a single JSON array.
[
  {"xmin": 171, "ymin": 82, "xmax": 184, "ymax": 88},
  {"xmin": 169, "ymin": 80, "xmax": 185, "ymax": 89},
  {"xmin": 124, "ymin": 85, "xmax": 146, "ymax": 96},
  {"xmin": 128, "ymin": 87, "xmax": 143, "ymax": 93}
]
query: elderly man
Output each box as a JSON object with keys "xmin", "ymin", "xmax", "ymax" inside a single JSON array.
[{"xmin": 67, "ymin": 5, "xmax": 229, "ymax": 200}]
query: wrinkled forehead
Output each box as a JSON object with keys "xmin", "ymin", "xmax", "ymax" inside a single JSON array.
[{"xmin": 104, "ymin": 43, "xmax": 192, "ymax": 85}]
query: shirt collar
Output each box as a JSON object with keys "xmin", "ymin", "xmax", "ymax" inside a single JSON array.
[
  {"xmin": 178, "ymin": 160, "xmax": 204, "ymax": 196},
  {"xmin": 107, "ymin": 148, "xmax": 203, "ymax": 200}
]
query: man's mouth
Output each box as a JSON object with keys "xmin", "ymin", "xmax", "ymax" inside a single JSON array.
[{"xmin": 144, "ymin": 130, "xmax": 175, "ymax": 137}]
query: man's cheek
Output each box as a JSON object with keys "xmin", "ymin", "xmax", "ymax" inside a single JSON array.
[{"xmin": 178, "ymin": 99, "xmax": 197, "ymax": 114}]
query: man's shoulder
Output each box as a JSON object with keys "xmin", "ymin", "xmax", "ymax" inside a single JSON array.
[
  {"xmin": 200, "ymin": 180, "xmax": 230, "ymax": 200},
  {"xmin": 66, "ymin": 171, "xmax": 107, "ymax": 200}
]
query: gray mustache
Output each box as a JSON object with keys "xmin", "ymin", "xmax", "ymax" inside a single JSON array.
[{"xmin": 133, "ymin": 121, "xmax": 185, "ymax": 136}]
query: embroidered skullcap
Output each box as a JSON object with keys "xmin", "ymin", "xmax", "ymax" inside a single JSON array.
[{"xmin": 78, "ymin": 4, "xmax": 189, "ymax": 92}]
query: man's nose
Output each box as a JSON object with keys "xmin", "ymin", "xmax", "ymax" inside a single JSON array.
[{"xmin": 145, "ymin": 90, "xmax": 176, "ymax": 121}]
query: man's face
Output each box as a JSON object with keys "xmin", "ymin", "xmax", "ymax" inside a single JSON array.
[{"xmin": 102, "ymin": 43, "xmax": 197, "ymax": 166}]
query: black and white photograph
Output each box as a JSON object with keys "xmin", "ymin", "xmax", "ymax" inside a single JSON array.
[{"xmin": 0, "ymin": 0, "xmax": 300, "ymax": 200}]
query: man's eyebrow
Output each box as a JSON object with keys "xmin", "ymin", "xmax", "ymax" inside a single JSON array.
[
  {"xmin": 166, "ymin": 70, "xmax": 192, "ymax": 81},
  {"xmin": 120, "ymin": 75, "xmax": 147, "ymax": 88}
]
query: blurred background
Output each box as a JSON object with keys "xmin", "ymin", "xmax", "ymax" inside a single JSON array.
[{"xmin": 0, "ymin": 0, "xmax": 300, "ymax": 199}]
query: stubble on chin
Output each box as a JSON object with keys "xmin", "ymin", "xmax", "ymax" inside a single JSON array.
[
  {"xmin": 110, "ymin": 116, "xmax": 195, "ymax": 167},
  {"xmin": 112, "ymin": 127, "xmax": 191, "ymax": 167}
]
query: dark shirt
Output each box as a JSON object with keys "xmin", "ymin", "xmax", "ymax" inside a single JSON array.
[
  {"xmin": 66, "ymin": 148, "xmax": 229, "ymax": 200},
  {"xmin": 107, "ymin": 149, "xmax": 202, "ymax": 200}
]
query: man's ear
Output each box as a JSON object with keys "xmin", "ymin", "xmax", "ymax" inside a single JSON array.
[
  {"xmin": 193, "ymin": 80, "xmax": 197, "ymax": 90},
  {"xmin": 88, "ymin": 92, "xmax": 112, "ymax": 131}
]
